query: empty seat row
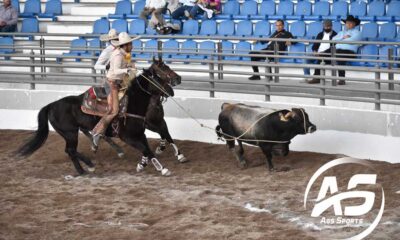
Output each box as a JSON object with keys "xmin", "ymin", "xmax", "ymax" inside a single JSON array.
[
  {"xmin": 60, "ymin": 37, "xmax": 100, "ymax": 62},
  {"xmin": 12, "ymin": 0, "xmax": 62, "ymax": 20}
]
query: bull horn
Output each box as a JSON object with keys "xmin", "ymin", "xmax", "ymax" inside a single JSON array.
[{"xmin": 280, "ymin": 111, "xmax": 295, "ymax": 122}]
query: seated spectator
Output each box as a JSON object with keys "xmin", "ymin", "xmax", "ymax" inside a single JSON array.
[
  {"xmin": 140, "ymin": 0, "xmax": 167, "ymax": 29},
  {"xmin": 167, "ymin": 0, "xmax": 180, "ymax": 13},
  {"xmin": 306, "ymin": 20, "xmax": 337, "ymax": 84},
  {"xmin": 171, "ymin": 0, "xmax": 196, "ymax": 20},
  {"xmin": 248, "ymin": 20, "xmax": 293, "ymax": 80},
  {"xmin": 189, "ymin": 0, "xmax": 221, "ymax": 19},
  {"xmin": 331, "ymin": 15, "xmax": 362, "ymax": 85},
  {"xmin": 0, "ymin": 0, "xmax": 18, "ymax": 32}
]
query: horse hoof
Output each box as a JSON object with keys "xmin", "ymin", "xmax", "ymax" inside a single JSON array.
[
  {"xmin": 136, "ymin": 163, "xmax": 145, "ymax": 173},
  {"xmin": 117, "ymin": 152, "xmax": 125, "ymax": 158},
  {"xmin": 155, "ymin": 147, "xmax": 164, "ymax": 155},
  {"xmin": 91, "ymin": 145, "xmax": 98, "ymax": 153},
  {"xmin": 239, "ymin": 162, "xmax": 248, "ymax": 169},
  {"xmin": 87, "ymin": 167, "xmax": 95, "ymax": 173},
  {"xmin": 177, "ymin": 154, "xmax": 187, "ymax": 163},
  {"xmin": 161, "ymin": 168, "xmax": 171, "ymax": 176}
]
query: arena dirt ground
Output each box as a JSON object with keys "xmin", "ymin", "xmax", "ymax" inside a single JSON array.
[{"xmin": 0, "ymin": 130, "xmax": 399, "ymax": 240}]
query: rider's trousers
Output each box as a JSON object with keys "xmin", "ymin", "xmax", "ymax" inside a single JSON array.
[{"xmin": 92, "ymin": 79, "xmax": 120, "ymax": 135}]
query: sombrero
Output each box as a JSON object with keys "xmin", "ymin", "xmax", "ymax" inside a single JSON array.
[
  {"xmin": 100, "ymin": 29, "xmax": 119, "ymax": 42},
  {"xmin": 341, "ymin": 15, "xmax": 361, "ymax": 26},
  {"xmin": 112, "ymin": 32, "xmax": 141, "ymax": 47}
]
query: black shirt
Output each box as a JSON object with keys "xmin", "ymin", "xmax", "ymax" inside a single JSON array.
[{"xmin": 260, "ymin": 29, "xmax": 294, "ymax": 52}]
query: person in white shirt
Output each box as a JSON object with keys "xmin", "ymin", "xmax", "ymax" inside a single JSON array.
[
  {"xmin": 94, "ymin": 29, "xmax": 119, "ymax": 71},
  {"xmin": 306, "ymin": 20, "xmax": 337, "ymax": 84},
  {"xmin": 140, "ymin": 0, "xmax": 167, "ymax": 29},
  {"xmin": 171, "ymin": 0, "xmax": 196, "ymax": 20}
]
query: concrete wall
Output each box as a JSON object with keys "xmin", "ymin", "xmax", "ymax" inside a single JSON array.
[{"xmin": 1, "ymin": 89, "xmax": 399, "ymax": 163}]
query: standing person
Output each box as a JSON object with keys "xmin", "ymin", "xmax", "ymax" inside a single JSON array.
[
  {"xmin": 140, "ymin": 0, "xmax": 167, "ymax": 29},
  {"xmin": 0, "ymin": 0, "xmax": 18, "ymax": 32},
  {"xmin": 248, "ymin": 20, "xmax": 293, "ymax": 80},
  {"xmin": 331, "ymin": 15, "xmax": 362, "ymax": 85},
  {"xmin": 171, "ymin": 0, "xmax": 196, "ymax": 20},
  {"xmin": 306, "ymin": 20, "xmax": 337, "ymax": 84},
  {"xmin": 90, "ymin": 32, "xmax": 138, "ymax": 147}
]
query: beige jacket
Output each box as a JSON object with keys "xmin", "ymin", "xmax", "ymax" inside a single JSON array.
[{"xmin": 106, "ymin": 48, "xmax": 136, "ymax": 81}]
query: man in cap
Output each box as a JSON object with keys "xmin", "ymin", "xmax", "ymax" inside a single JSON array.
[
  {"xmin": 306, "ymin": 20, "xmax": 337, "ymax": 84},
  {"xmin": 331, "ymin": 15, "xmax": 362, "ymax": 85},
  {"xmin": 94, "ymin": 29, "xmax": 119, "ymax": 71},
  {"xmin": 90, "ymin": 32, "xmax": 139, "ymax": 147}
]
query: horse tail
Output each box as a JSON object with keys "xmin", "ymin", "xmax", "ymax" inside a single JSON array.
[
  {"xmin": 17, "ymin": 104, "xmax": 50, "ymax": 157},
  {"xmin": 215, "ymin": 125, "xmax": 223, "ymax": 138}
]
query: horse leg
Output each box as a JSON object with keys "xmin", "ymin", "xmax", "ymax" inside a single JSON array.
[
  {"xmin": 82, "ymin": 130, "xmax": 125, "ymax": 158},
  {"xmin": 260, "ymin": 143, "xmax": 275, "ymax": 171},
  {"xmin": 157, "ymin": 119, "xmax": 187, "ymax": 163},
  {"xmin": 236, "ymin": 140, "xmax": 248, "ymax": 168},
  {"xmin": 59, "ymin": 130, "xmax": 87, "ymax": 175},
  {"xmin": 121, "ymin": 134, "xmax": 171, "ymax": 176}
]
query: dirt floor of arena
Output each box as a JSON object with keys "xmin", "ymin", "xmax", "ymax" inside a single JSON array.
[{"xmin": 0, "ymin": 130, "xmax": 399, "ymax": 240}]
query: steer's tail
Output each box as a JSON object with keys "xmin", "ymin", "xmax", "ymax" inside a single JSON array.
[{"xmin": 16, "ymin": 104, "xmax": 50, "ymax": 157}]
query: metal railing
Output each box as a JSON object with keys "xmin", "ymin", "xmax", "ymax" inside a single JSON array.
[{"xmin": 0, "ymin": 32, "xmax": 399, "ymax": 110}]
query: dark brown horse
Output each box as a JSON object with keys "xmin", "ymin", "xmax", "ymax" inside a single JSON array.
[{"xmin": 17, "ymin": 58, "xmax": 181, "ymax": 176}]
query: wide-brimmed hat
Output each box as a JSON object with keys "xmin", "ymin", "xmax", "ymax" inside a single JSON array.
[
  {"xmin": 112, "ymin": 32, "xmax": 141, "ymax": 47},
  {"xmin": 341, "ymin": 15, "xmax": 361, "ymax": 26},
  {"xmin": 100, "ymin": 29, "xmax": 119, "ymax": 42}
]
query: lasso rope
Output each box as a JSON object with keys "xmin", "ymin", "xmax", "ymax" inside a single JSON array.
[{"xmin": 140, "ymin": 74, "xmax": 308, "ymax": 144}]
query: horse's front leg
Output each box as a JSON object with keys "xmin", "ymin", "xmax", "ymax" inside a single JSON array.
[
  {"xmin": 155, "ymin": 119, "xmax": 188, "ymax": 163},
  {"xmin": 121, "ymin": 134, "xmax": 171, "ymax": 176}
]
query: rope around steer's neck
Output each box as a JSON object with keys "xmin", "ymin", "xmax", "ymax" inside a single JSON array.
[{"xmin": 140, "ymin": 74, "xmax": 292, "ymax": 144}]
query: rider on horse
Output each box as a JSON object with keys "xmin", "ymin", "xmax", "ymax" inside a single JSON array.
[
  {"xmin": 90, "ymin": 32, "xmax": 140, "ymax": 147},
  {"xmin": 94, "ymin": 29, "xmax": 119, "ymax": 71}
]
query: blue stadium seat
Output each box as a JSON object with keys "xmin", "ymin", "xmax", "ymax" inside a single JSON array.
[
  {"xmin": 131, "ymin": 39, "xmax": 142, "ymax": 57},
  {"xmin": 0, "ymin": 37, "xmax": 15, "ymax": 56},
  {"xmin": 20, "ymin": 0, "xmax": 41, "ymax": 18},
  {"xmin": 328, "ymin": 1, "xmax": 348, "ymax": 20},
  {"xmin": 162, "ymin": 39, "xmax": 179, "ymax": 59},
  {"xmin": 379, "ymin": 22, "xmax": 397, "ymax": 41},
  {"xmin": 359, "ymin": 45, "xmax": 379, "ymax": 67},
  {"xmin": 129, "ymin": 19, "xmax": 146, "ymax": 35},
  {"xmin": 288, "ymin": 0, "xmax": 312, "ymax": 20},
  {"xmin": 280, "ymin": 43, "xmax": 306, "ymax": 63},
  {"xmin": 216, "ymin": 1, "xmax": 240, "ymax": 19},
  {"xmin": 332, "ymin": 21, "xmax": 342, "ymax": 33},
  {"xmin": 306, "ymin": 21, "xmax": 322, "ymax": 39},
  {"xmin": 21, "ymin": 18, "xmax": 39, "ymax": 40},
  {"xmin": 236, "ymin": 0, "xmax": 258, "ymax": 20},
  {"xmin": 361, "ymin": 22, "xmax": 378, "ymax": 40},
  {"xmin": 217, "ymin": 20, "xmax": 235, "ymax": 36},
  {"xmin": 39, "ymin": 0, "xmax": 62, "ymax": 20},
  {"xmin": 290, "ymin": 21, "xmax": 306, "ymax": 38},
  {"xmin": 174, "ymin": 40, "xmax": 196, "ymax": 62},
  {"xmin": 236, "ymin": 20, "xmax": 253, "ymax": 36},
  {"xmin": 112, "ymin": 19, "xmax": 128, "ymax": 34},
  {"xmin": 127, "ymin": 0, "xmax": 146, "ymax": 19},
  {"xmin": 254, "ymin": 21, "xmax": 270, "ymax": 37},
  {"xmin": 379, "ymin": 46, "xmax": 397, "ymax": 67},
  {"xmin": 377, "ymin": 1, "xmax": 400, "ymax": 22},
  {"xmin": 109, "ymin": 0, "xmax": 132, "ymax": 19},
  {"xmin": 365, "ymin": 0, "xmax": 385, "ymax": 21},
  {"xmin": 221, "ymin": 41, "xmax": 234, "ymax": 60},
  {"xmin": 136, "ymin": 39, "xmax": 158, "ymax": 60},
  {"xmin": 235, "ymin": 41, "xmax": 252, "ymax": 61},
  {"xmin": 253, "ymin": 42, "xmax": 268, "ymax": 52},
  {"xmin": 182, "ymin": 20, "xmax": 199, "ymax": 35},
  {"xmin": 93, "ymin": 18, "xmax": 110, "ymax": 34},
  {"xmin": 61, "ymin": 38, "xmax": 88, "ymax": 62},
  {"xmin": 254, "ymin": 0, "xmax": 275, "ymax": 20},
  {"xmin": 11, "ymin": 0, "xmax": 19, "ymax": 13},
  {"xmin": 200, "ymin": 20, "xmax": 217, "ymax": 35},
  {"xmin": 270, "ymin": 0, "xmax": 294, "ymax": 20},
  {"xmin": 305, "ymin": 1, "xmax": 329, "ymax": 20},
  {"xmin": 190, "ymin": 41, "xmax": 215, "ymax": 61},
  {"xmin": 349, "ymin": 1, "xmax": 367, "ymax": 18},
  {"xmin": 86, "ymin": 38, "xmax": 101, "ymax": 56},
  {"xmin": 145, "ymin": 25, "xmax": 157, "ymax": 35}
]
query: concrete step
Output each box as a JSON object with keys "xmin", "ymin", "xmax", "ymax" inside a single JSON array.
[{"xmin": 70, "ymin": 5, "xmax": 115, "ymax": 16}]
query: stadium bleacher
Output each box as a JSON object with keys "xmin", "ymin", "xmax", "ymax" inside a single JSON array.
[{"xmin": 1, "ymin": 0, "xmax": 399, "ymax": 66}]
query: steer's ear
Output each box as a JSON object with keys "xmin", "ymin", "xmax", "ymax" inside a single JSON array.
[{"xmin": 280, "ymin": 111, "xmax": 295, "ymax": 122}]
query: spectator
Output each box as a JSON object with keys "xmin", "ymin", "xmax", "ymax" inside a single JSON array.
[
  {"xmin": 167, "ymin": 0, "xmax": 180, "ymax": 13},
  {"xmin": 306, "ymin": 20, "xmax": 337, "ymax": 84},
  {"xmin": 0, "ymin": 0, "xmax": 18, "ymax": 32},
  {"xmin": 140, "ymin": 0, "xmax": 167, "ymax": 29},
  {"xmin": 248, "ymin": 20, "xmax": 293, "ymax": 80},
  {"xmin": 189, "ymin": 0, "xmax": 221, "ymax": 19},
  {"xmin": 331, "ymin": 15, "xmax": 362, "ymax": 85},
  {"xmin": 171, "ymin": 0, "xmax": 196, "ymax": 20}
]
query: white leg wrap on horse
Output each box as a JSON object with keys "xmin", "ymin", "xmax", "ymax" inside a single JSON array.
[
  {"xmin": 171, "ymin": 143, "xmax": 179, "ymax": 156},
  {"xmin": 136, "ymin": 156, "xmax": 148, "ymax": 172},
  {"xmin": 177, "ymin": 154, "xmax": 187, "ymax": 163},
  {"xmin": 88, "ymin": 167, "xmax": 95, "ymax": 173},
  {"xmin": 151, "ymin": 158, "xmax": 163, "ymax": 171},
  {"xmin": 118, "ymin": 152, "xmax": 125, "ymax": 158},
  {"xmin": 155, "ymin": 139, "xmax": 167, "ymax": 155}
]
